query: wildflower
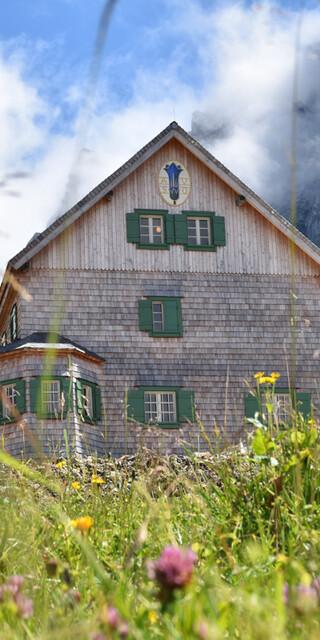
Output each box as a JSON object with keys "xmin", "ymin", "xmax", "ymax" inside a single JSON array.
[
  {"xmin": 0, "ymin": 575, "xmax": 33, "ymax": 619},
  {"xmin": 148, "ymin": 610, "xmax": 158, "ymax": 624},
  {"xmin": 100, "ymin": 605, "xmax": 129, "ymax": 638},
  {"xmin": 148, "ymin": 545, "xmax": 197, "ymax": 592},
  {"xmin": 15, "ymin": 592, "xmax": 33, "ymax": 619},
  {"xmin": 91, "ymin": 474, "xmax": 105, "ymax": 485},
  {"xmin": 71, "ymin": 481, "xmax": 81, "ymax": 490},
  {"xmin": 56, "ymin": 460, "xmax": 66, "ymax": 469},
  {"xmin": 270, "ymin": 372, "xmax": 280, "ymax": 381},
  {"xmin": 284, "ymin": 580, "xmax": 320, "ymax": 613},
  {"xmin": 70, "ymin": 516, "xmax": 94, "ymax": 533},
  {"xmin": 254, "ymin": 372, "xmax": 265, "ymax": 379},
  {"xmin": 198, "ymin": 621, "xmax": 208, "ymax": 639}
]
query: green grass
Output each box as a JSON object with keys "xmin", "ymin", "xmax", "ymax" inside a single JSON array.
[{"xmin": 1, "ymin": 408, "xmax": 320, "ymax": 639}]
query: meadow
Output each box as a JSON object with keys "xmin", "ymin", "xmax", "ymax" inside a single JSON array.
[{"xmin": 1, "ymin": 380, "xmax": 320, "ymax": 639}]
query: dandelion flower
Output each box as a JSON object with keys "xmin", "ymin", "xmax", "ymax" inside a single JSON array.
[
  {"xmin": 270, "ymin": 372, "xmax": 280, "ymax": 381},
  {"xmin": 91, "ymin": 474, "xmax": 105, "ymax": 485},
  {"xmin": 70, "ymin": 516, "xmax": 94, "ymax": 533},
  {"xmin": 148, "ymin": 610, "xmax": 158, "ymax": 624},
  {"xmin": 71, "ymin": 481, "xmax": 81, "ymax": 490},
  {"xmin": 56, "ymin": 460, "xmax": 66, "ymax": 469},
  {"xmin": 254, "ymin": 372, "xmax": 265, "ymax": 379}
]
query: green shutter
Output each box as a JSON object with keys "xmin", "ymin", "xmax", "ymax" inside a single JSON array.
[
  {"xmin": 61, "ymin": 377, "xmax": 72, "ymax": 418},
  {"xmin": 30, "ymin": 378, "xmax": 41, "ymax": 414},
  {"xmin": 139, "ymin": 300, "xmax": 152, "ymax": 332},
  {"xmin": 174, "ymin": 214, "xmax": 187, "ymax": 245},
  {"xmin": 76, "ymin": 380, "xmax": 83, "ymax": 415},
  {"xmin": 94, "ymin": 385, "xmax": 101, "ymax": 422},
  {"xmin": 15, "ymin": 379, "xmax": 26, "ymax": 415},
  {"xmin": 127, "ymin": 389, "xmax": 145, "ymax": 424},
  {"xmin": 213, "ymin": 216, "xmax": 226, "ymax": 246},
  {"xmin": 163, "ymin": 299, "xmax": 182, "ymax": 336},
  {"xmin": 165, "ymin": 213, "xmax": 175, "ymax": 244},
  {"xmin": 244, "ymin": 394, "xmax": 260, "ymax": 419},
  {"xmin": 177, "ymin": 389, "xmax": 194, "ymax": 423},
  {"xmin": 296, "ymin": 392, "xmax": 311, "ymax": 419},
  {"xmin": 126, "ymin": 212, "xmax": 140, "ymax": 243}
]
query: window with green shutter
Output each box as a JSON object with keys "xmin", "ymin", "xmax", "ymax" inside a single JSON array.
[
  {"xmin": 0, "ymin": 378, "xmax": 26, "ymax": 424},
  {"xmin": 30, "ymin": 376, "xmax": 72, "ymax": 419},
  {"xmin": 175, "ymin": 211, "xmax": 226, "ymax": 251},
  {"xmin": 127, "ymin": 387, "xmax": 194, "ymax": 428},
  {"xmin": 76, "ymin": 379, "xmax": 101, "ymax": 424},
  {"xmin": 126, "ymin": 209, "xmax": 174, "ymax": 249},
  {"xmin": 138, "ymin": 297, "xmax": 182, "ymax": 337},
  {"xmin": 244, "ymin": 389, "xmax": 312, "ymax": 424}
]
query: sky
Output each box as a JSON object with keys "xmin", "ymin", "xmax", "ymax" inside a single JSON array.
[{"xmin": 1, "ymin": 0, "xmax": 320, "ymax": 271}]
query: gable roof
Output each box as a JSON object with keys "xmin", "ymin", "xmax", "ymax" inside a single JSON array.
[{"xmin": 6, "ymin": 121, "xmax": 320, "ymax": 271}]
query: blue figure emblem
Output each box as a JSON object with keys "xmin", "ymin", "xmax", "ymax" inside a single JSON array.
[{"xmin": 165, "ymin": 162, "xmax": 183, "ymax": 204}]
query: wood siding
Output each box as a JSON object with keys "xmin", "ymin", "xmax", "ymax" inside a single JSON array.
[{"xmin": 30, "ymin": 140, "xmax": 319, "ymax": 276}]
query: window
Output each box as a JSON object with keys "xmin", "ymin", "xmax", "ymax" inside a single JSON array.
[
  {"xmin": 144, "ymin": 391, "xmax": 177, "ymax": 424},
  {"xmin": 139, "ymin": 297, "xmax": 182, "ymax": 337},
  {"xmin": 174, "ymin": 211, "xmax": 226, "ymax": 251},
  {"xmin": 76, "ymin": 380, "xmax": 101, "ymax": 423},
  {"xmin": 41, "ymin": 380, "xmax": 61, "ymax": 416},
  {"xmin": 245, "ymin": 389, "xmax": 311, "ymax": 423},
  {"xmin": 140, "ymin": 216, "xmax": 163, "ymax": 245},
  {"xmin": 1, "ymin": 332, "xmax": 6, "ymax": 346},
  {"xmin": 9, "ymin": 304, "xmax": 17, "ymax": 342},
  {"xmin": 0, "ymin": 379, "xmax": 25, "ymax": 424},
  {"xmin": 126, "ymin": 209, "xmax": 174, "ymax": 249},
  {"xmin": 30, "ymin": 376, "xmax": 71, "ymax": 419},
  {"xmin": 152, "ymin": 302, "xmax": 164, "ymax": 332},
  {"xmin": 187, "ymin": 217, "xmax": 211, "ymax": 246},
  {"xmin": 3, "ymin": 384, "xmax": 17, "ymax": 420},
  {"xmin": 127, "ymin": 387, "xmax": 194, "ymax": 427}
]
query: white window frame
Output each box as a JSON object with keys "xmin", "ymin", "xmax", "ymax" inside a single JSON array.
[
  {"xmin": 144, "ymin": 391, "xmax": 177, "ymax": 424},
  {"xmin": 41, "ymin": 380, "xmax": 61, "ymax": 415},
  {"xmin": 2, "ymin": 384, "xmax": 17, "ymax": 420},
  {"xmin": 152, "ymin": 301, "xmax": 164, "ymax": 332},
  {"xmin": 187, "ymin": 217, "xmax": 211, "ymax": 246},
  {"xmin": 263, "ymin": 392, "xmax": 292, "ymax": 424},
  {"xmin": 139, "ymin": 216, "xmax": 164, "ymax": 244},
  {"xmin": 9, "ymin": 305, "xmax": 17, "ymax": 342},
  {"xmin": 82, "ymin": 384, "xmax": 93, "ymax": 419}
]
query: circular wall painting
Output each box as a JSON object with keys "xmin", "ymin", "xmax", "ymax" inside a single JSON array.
[{"xmin": 159, "ymin": 160, "xmax": 191, "ymax": 206}]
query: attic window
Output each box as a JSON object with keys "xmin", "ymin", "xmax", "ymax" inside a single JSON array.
[
  {"xmin": 187, "ymin": 217, "xmax": 211, "ymax": 246},
  {"xmin": 139, "ymin": 216, "xmax": 163, "ymax": 244},
  {"xmin": 9, "ymin": 304, "xmax": 17, "ymax": 342}
]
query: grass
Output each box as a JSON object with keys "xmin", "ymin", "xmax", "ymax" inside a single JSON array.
[{"xmin": 1, "ymin": 398, "xmax": 320, "ymax": 639}]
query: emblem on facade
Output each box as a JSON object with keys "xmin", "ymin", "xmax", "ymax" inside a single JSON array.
[{"xmin": 159, "ymin": 160, "xmax": 191, "ymax": 206}]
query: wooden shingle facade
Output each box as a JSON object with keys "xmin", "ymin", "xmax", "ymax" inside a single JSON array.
[{"xmin": 0, "ymin": 121, "xmax": 319, "ymax": 457}]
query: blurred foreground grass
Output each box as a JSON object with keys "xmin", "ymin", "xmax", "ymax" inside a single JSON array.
[{"xmin": 1, "ymin": 410, "xmax": 320, "ymax": 639}]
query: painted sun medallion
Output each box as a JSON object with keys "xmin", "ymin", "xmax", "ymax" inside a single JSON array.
[{"xmin": 159, "ymin": 160, "xmax": 191, "ymax": 206}]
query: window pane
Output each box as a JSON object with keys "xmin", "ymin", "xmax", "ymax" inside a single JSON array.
[
  {"xmin": 82, "ymin": 385, "xmax": 93, "ymax": 418},
  {"xmin": 273, "ymin": 394, "xmax": 291, "ymax": 423},
  {"xmin": 42, "ymin": 380, "xmax": 60, "ymax": 415},
  {"xmin": 3, "ymin": 384, "xmax": 16, "ymax": 419},
  {"xmin": 144, "ymin": 392, "xmax": 157, "ymax": 422},
  {"xmin": 187, "ymin": 219, "xmax": 197, "ymax": 244},
  {"xmin": 152, "ymin": 302, "xmax": 164, "ymax": 332},
  {"xmin": 199, "ymin": 219, "xmax": 210, "ymax": 245},
  {"xmin": 152, "ymin": 218, "xmax": 163, "ymax": 244},
  {"xmin": 140, "ymin": 217, "xmax": 150, "ymax": 243},
  {"xmin": 160, "ymin": 392, "xmax": 176, "ymax": 423}
]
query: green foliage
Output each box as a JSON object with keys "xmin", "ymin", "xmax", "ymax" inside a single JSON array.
[{"xmin": 1, "ymin": 411, "xmax": 320, "ymax": 639}]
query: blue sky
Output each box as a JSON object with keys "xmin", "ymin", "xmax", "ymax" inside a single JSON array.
[{"xmin": 0, "ymin": 0, "xmax": 320, "ymax": 269}]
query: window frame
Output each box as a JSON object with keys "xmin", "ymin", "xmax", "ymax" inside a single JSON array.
[
  {"xmin": 139, "ymin": 215, "xmax": 164, "ymax": 246},
  {"xmin": 0, "ymin": 378, "xmax": 26, "ymax": 424},
  {"xmin": 144, "ymin": 390, "xmax": 177, "ymax": 425},
  {"xmin": 245, "ymin": 387, "xmax": 312, "ymax": 424},
  {"xmin": 40, "ymin": 379, "xmax": 62, "ymax": 418},
  {"xmin": 187, "ymin": 216, "xmax": 212, "ymax": 247},
  {"xmin": 30, "ymin": 375, "xmax": 71, "ymax": 420},
  {"xmin": 139, "ymin": 296, "xmax": 183, "ymax": 337},
  {"xmin": 127, "ymin": 386, "xmax": 195, "ymax": 429},
  {"xmin": 76, "ymin": 379, "xmax": 101, "ymax": 424}
]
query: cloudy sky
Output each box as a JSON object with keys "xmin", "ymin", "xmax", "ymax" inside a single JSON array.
[{"xmin": 1, "ymin": 0, "xmax": 320, "ymax": 271}]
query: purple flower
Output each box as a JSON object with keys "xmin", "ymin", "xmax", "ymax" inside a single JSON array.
[
  {"xmin": 284, "ymin": 581, "xmax": 319, "ymax": 613},
  {"xmin": 106, "ymin": 606, "xmax": 120, "ymax": 629},
  {"xmin": 100, "ymin": 605, "xmax": 129, "ymax": 637},
  {"xmin": 148, "ymin": 546, "xmax": 197, "ymax": 591},
  {"xmin": 15, "ymin": 593, "xmax": 33, "ymax": 619},
  {"xmin": 5, "ymin": 575, "xmax": 24, "ymax": 595}
]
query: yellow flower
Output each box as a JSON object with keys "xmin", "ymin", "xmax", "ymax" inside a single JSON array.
[
  {"xmin": 254, "ymin": 372, "xmax": 265, "ymax": 379},
  {"xmin": 256, "ymin": 375, "xmax": 275, "ymax": 385},
  {"xmin": 56, "ymin": 460, "xmax": 66, "ymax": 469},
  {"xmin": 270, "ymin": 372, "xmax": 280, "ymax": 381},
  {"xmin": 148, "ymin": 611, "xmax": 158, "ymax": 624},
  {"xmin": 91, "ymin": 474, "xmax": 105, "ymax": 485},
  {"xmin": 70, "ymin": 516, "xmax": 94, "ymax": 532},
  {"xmin": 71, "ymin": 481, "xmax": 81, "ymax": 490}
]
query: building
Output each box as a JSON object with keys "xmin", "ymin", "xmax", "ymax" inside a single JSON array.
[{"xmin": 0, "ymin": 121, "xmax": 319, "ymax": 458}]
